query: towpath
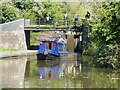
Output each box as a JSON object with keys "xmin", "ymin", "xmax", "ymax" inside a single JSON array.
[{"xmin": 0, "ymin": 50, "xmax": 38, "ymax": 58}]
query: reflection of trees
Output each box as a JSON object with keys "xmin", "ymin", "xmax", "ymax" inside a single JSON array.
[
  {"xmin": 24, "ymin": 59, "xmax": 40, "ymax": 88},
  {"xmin": 24, "ymin": 55, "xmax": 119, "ymax": 88},
  {"xmin": 63, "ymin": 54, "xmax": 83, "ymax": 88},
  {"xmin": 64, "ymin": 64, "xmax": 119, "ymax": 88},
  {"xmin": 62, "ymin": 54, "xmax": 119, "ymax": 88},
  {"xmin": 118, "ymin": 73, "xmax": 120, "ymax": 89},
  {"xmin": 83, "ymin": 68, "xmax": 118, "ymax": 88}
]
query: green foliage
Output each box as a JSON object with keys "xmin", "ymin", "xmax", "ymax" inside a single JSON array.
[
  {"xmin": 1, "ymin": 2, "xmax": 89, "ymax": 25},
  {"xmin": 89, "ymin": 2, "xmax": 120, "ymax": 69},
  {"xmin": 1, "ymin": 2, "xmax": 20, "ymax": 23},
  {"xmin": 42, "ymin": 2, "xmax": 68, "ymax": 24},
  {"xmin": 30, "ymin": 31, "xmax": 41, "ymax": 45},
  {"xmin": 13, "ymin": 2, "xmax": 44, "ymax": 25}
]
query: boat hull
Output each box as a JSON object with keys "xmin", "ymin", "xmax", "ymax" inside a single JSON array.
[{"xmin": 37, "ymin": 53, "xmax": 60, "ymax": 60}]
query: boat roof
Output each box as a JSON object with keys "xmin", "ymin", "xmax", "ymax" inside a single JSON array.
[
  {"xmin": 40, "ymin": 40, "xmax": 58, "ymax": 43},
  {"xmin": 39, "ymin": 40, "xmax": 66, "ymax": 45}
]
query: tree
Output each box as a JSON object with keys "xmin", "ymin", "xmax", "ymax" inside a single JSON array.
[
  {"xmin": 1, "ymin": 2, "xmax": 20, "ymax": 23},
  {"xmin": 90, "ymin": 2, "xmax": 120, "ymax": 68}
]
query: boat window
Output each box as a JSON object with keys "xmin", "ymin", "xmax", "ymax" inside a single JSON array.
[
  {"xmin": 45, "ymin": 42, "xmax": 54, "ymax": 50},
  {"xmin": 58, "ymin": 44, "xmax": 66, "ymax": 51}
]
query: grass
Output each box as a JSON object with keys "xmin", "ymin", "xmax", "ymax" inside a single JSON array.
[{"xmin": 0, "ymin": 46, "xmax": 19, "ymax": 52}]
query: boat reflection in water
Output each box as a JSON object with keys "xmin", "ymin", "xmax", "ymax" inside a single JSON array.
[{"xmin": 36, "ymin": 59, "xmax": 66, "ymax": 79}]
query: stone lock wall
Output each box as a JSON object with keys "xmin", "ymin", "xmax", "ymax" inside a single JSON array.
[{"xmin": 0, "ymin": 19, "xmax": 30, "ymax": 50}]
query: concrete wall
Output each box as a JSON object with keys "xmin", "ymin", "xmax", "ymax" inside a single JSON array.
[{"xmin": 0, "ymin": 19, "xmax": 30, "ymax": 50}]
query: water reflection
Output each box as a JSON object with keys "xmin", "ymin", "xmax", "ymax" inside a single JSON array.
[
  {"xmin": 0, "ymin": 57, "xmax": 27, "ymax": 88},
  {"xmin": 36, "ymin": 54, "xmax": 82, "ymax": 79},
  {"xmin": 0, "ymin": 54, "xmax": 120, "ymax": 88},
  {"xmin": 37, "ymin": 60, "xmax": 61, "ymax": 79}
]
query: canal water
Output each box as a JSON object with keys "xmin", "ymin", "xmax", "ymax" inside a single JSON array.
[{"xmin": 0, "ymin": 53, "xmax": 120, "ymax": 88}]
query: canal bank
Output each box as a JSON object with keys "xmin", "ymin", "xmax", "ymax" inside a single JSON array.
[{"xmin": 0, "ymin": 50, "xmax": 38, "ymax": 58}]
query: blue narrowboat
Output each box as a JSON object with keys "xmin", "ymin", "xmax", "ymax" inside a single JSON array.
[{"xmin": 37, "ymin": 40, "xmax": 68, "ymax": 60}]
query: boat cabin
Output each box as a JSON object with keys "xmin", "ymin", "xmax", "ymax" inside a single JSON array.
[{"xmin": 38, "ymin": 41, "xmax": 67, "ymax": 56}]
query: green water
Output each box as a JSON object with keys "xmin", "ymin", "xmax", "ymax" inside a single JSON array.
[{"xmin": 0, "ymin": 53, "xmax": 120, "ymax": 89}]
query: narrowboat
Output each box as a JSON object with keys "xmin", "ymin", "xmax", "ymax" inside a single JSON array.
[{"xmin": 37, "ymin": 40, "xmax": 68, "ymax": 60}]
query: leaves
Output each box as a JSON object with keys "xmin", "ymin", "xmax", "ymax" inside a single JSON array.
[
  {"xmin": 1, "ymin": 2, "xmax": 20, "ymax": 23},
  {"xmin": 1, "ymin": 2, "xmax": 89, "ymax": 25},
  {"xmin": 88, "ymin": 2, "xmax": 120, "ymax": 69}
]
